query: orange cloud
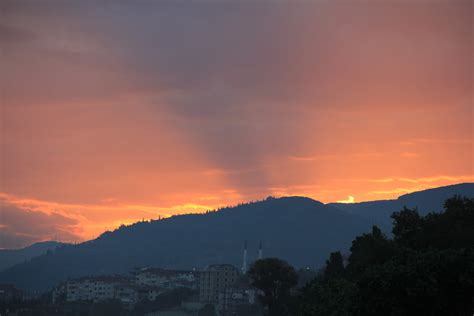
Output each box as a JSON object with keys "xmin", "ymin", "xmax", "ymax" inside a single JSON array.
[
  {"xmin": 0, "ymin": 192, "xmax": 220, "ymax": 244},
  {"xmin": 1, "ymin": 1, "xmax": 472, "ymax": 247},
  {"xmin": 400, "ymin": 152, "xmax": 420, "ymax": 158}
]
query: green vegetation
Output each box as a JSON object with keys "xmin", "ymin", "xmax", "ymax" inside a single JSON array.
[
  {"xmin": 299, "ymin": 196, "xmax": 474, "ymax": 316},
  {"xmin": 248, "ymin": 258, "xmax": 298, "ymax": 316}
]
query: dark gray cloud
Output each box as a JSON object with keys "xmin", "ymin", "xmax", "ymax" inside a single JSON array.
[
  {"xmin": 0, "ymin": 23, "xmax": 37, "ymax": 43},
  {"xmin": 0, "ymin": 205, "xmax": 80, "ymax": 248},
  {"xmin": 3, "ymin": 1, "xmax": 470, "ymax": 108}
]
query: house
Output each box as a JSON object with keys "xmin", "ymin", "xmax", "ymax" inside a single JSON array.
[
  {"xmin": 55, "ymin": 269, "xmax": 192, "ymax": 306},
  {"xmin": 65, "ymin": 276, "xmax": 127, "ymax": 302}
]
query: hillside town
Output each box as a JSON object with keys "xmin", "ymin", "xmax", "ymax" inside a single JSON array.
[{"xmin": 0, "ymin": 242, "xmax": 264, "ymax": 316}]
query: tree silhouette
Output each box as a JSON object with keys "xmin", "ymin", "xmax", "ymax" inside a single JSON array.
[
  {"xmin": 248, "ymin": 258, "xmax": 298, "ymax": 316},
  {"xmin": 324, "ymin": 251, "xmax": 344, "ymax": 279},
  {"xmin": 299, "ymin": 196, "xmax": 474, "ymax": 316}
]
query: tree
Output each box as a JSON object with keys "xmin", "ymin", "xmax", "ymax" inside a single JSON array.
[
  {"xmin": 392, "ymin": 196, "xmax": 474, "ymax": 250},
  {"xmin": 324, "ymin": 251, "xmax": 344, "ymax": 279},
  {"xmin": 299, "ymin": 196, "xmax": 474, "ymax": 316},
  {"xmin": 248, "ymin": 258, "xmax": 298, "ymax": 316},
  {"xmin": 347, "ymin": 226, "xmax": 395, "ymax": 275},
  {"xmin": 391, "ymin": 206, "xmax": 424, "ymax": 247},
  {"xmin": 299, "ymin": 277, "xmax": 357, "ymax": 316}
]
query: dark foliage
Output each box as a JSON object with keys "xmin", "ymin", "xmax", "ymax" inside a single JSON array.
[
  {"xmin": 300, "ymin": 277, "xmax": 357, "ymax": 316},
  {"xmin": 248, "ymin": 258, "xmax": 298, "ymax": 316},
  {"xmin": 299, "ymin": 196, "xmax": 474, "ymax": 316},
  {"xmin": 324, "ymin": 251, "xmax": 345, "ymax": 279}
]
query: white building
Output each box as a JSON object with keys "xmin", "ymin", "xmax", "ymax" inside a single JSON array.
[
  {"xmin": 134, "ymin": 267, "xmax": 198, "ymax": 290},
  {"xmin": 55, "ymin": 268, "xmax": 198, "ymax": 306},
  {"xmin": 66, "ymin": 276, "xmax": 128, "ymax": 302}
]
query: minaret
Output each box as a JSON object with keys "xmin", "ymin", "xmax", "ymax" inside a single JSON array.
[
  {"xmin": 242, "ymin": 240, "xmax": 248, "ymax": 273},
  {"xmin": 258, "ymin": 240, "xmax": 263, "ymax": 260}
]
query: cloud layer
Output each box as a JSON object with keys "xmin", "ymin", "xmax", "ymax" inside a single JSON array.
[
  {"xmin": 1, "ymin": 1, "xmax": 472, "ymax": 247},
  {"xmin": 0, "ymin": 205, "xmax": 79, "ymax": 249}
]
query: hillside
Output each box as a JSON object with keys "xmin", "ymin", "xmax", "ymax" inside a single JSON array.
[
  {"xmin": 329, "ymin": 183, "xmax": 474, "ymax": 232},
  {"xmin": 0, "ymin": 197, "xmax": 370, "ymax": 291},
  {"xmin": 1, "ymin": 183, "xmax": 472, "ymax": 292},
  {"xmin": 0, "ymin": 241, "xmax": 66, "ymax": 272}
]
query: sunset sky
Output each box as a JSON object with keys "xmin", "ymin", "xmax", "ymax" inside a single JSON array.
[{"xmin": 1, "ymin": 1, "xmax": 472, "ymax": 248}]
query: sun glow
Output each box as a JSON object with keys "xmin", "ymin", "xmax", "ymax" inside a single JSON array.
[{"xmin": 337, "ymin": 196, "xmax": 355, "ymax": 204}]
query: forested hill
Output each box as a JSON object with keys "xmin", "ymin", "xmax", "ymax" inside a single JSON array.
[{"xmin": 0, "ymin": 197, "xmax": 371, "ymax": 291}]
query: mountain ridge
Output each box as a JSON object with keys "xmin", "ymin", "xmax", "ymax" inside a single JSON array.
[
  {"xmin": 0, "ymin": 241, "xmax": 67, "ymax": 272},
  {"xmin": 329, "ymin": 182, "xmax": 474, "ymax": 231},
  {"xmin": 0, "ymin": 183, "xmax": 472, "ymax": 292},
  {"xmin": 0, "ymin": 196, "xmax": 370, "ymax": 291}
]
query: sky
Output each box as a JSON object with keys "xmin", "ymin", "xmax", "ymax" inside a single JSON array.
[{"xmin": 0, "ymin": 0, "xmax": 472, "ymax": 248}]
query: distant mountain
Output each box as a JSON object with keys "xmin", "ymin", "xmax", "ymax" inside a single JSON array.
[
  {"xmin": 0, "ymin": 241, "xmax": 67, "ymax": 272},
  {"xmin": 0, "ymin": 197, "xmax": 371, "ymax": 291},
  {"xmin": 329, "ymin": 183, "xmax": 474, "ymax": 232}
]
